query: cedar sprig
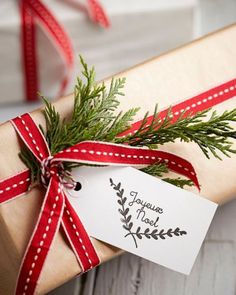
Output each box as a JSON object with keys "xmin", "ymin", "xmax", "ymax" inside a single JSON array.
[
  {"xmin": 19, "ymin": 57, "xmax": 236, "ymax": 188},
  {"xmin": 20, "ymin": 56, "xmax": 139, "ymax": 183},
  {"xmin": 117, "ymin": 107, "xmax": 236, "ymax": 160},
  {"xmin": 162, "ymin": 177, "xmax": 194, "ymax": 189},
  {"xmin": 19, "ymin": 148, "xmax": 41, "ymax": 185},
  {"xmin": 140, "ymin": 162, "xmax": 169, "ymax": 177},
  {"xmin": 140, "ymin": 162, "xmax": 194, "ymax": 188},
  {"xmin": 41, "ymin": 56, "xmax": 139, "ymax": 155}
]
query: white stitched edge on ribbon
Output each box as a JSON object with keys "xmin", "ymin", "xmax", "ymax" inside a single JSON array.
[
  {"xmin": 64, "ymin": 204, "xmax": 93, "ymax": 270},
  {"xmin": 121, "ymin": 84, "xmax": 236, "ymax": 137},
  {"xmin": 20, "ymin": 117, "xmax": 44, "ymax": 160},
  {"xmin": 0, "ymin": 178, "xmax": 30, "ymax": 195},
  {"xmin": 57, "ymin": 147, "xmax": 195, "ymax": 176},
  {"xmin": 29, "ymin": 0, "xmax": 72, "ymax": 58},
  {"xmin": 23, "ymin": 9, "xmax": 36, "ymax": 96},
  {"xmin": 22, "ymin": 186, "xmax": 61, "ymax": 294}
]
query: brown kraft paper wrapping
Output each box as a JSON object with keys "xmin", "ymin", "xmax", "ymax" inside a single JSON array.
[{"xmin": 1, "ymin": 23, "xmax": 236, "ymax": 294}]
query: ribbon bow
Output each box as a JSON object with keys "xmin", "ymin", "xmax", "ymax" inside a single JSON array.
[{"xmin": 3, "ymin": 111, "xmax": 198, "ymax": 295}]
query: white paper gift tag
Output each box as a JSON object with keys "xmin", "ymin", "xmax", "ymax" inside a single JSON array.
[{"xmin": 67, "ymin": 166, "xmax": 217, "ymax": 275}]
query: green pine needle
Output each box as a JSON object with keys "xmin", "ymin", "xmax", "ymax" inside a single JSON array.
[
  {"xmin": 140, "ymin": 162, "xmax": 169, "ymax": 177},
  {"xmin": 140, "ymin": 162, "xmax": 194, "ymax": 188},
  {"xmin": 39, "ymin": 56, "xmax": 139, "ymax": 156},
  {"xmin": 19, "ymin": 56, "xmax": 236, "ymax": 189},
  {"xmin": 162, "ymin": 177, "xmax": 194, "ymax": 189},
  {"xmin": 117, "ymin": 106, "xmax": 236, "ymax": 160}
]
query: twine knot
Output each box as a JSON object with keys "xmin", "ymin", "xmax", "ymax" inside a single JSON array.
[
  {"xmin": 40, "ymin": 156, "xmax": 56, "ymax": 187},
  {"xmin": 40, "ymin": 156, "xmax": 76, "ymax": 189}
]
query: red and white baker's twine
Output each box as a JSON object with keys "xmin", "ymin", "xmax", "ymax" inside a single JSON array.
[
  {"xmin": 1, "ymin": 78, "xmax": 236, "ymax": 294},
  {"xmin": 20, "ymin": 0, "xmax": 110, "ymax": 101}
]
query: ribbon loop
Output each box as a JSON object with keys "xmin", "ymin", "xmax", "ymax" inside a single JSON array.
[
  {"xmin": 11, "ymin": 113, "xmax": 51, "ymax": 162},
  {"xmin": 53, "ymin": 141, "xmax": 200, "ymax": 190}
]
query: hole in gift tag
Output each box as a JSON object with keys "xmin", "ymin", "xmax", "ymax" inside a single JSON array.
[{"xmin": 74, "ymin": 181, "xmax": 82, "ymax": 191}]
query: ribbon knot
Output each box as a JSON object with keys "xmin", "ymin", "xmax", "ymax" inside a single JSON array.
[{"xmin": 40, "ymin": 156, "xmax": 75, "ymax": 189}]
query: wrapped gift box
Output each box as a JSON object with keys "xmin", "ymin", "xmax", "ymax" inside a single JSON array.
[
  {"xmin": 1, "ymin": 23, "xmax": 236, "ymax": 294},
  {"xmin": 0, "ymin": 0, "xmax": 199, "ymax": 105}
]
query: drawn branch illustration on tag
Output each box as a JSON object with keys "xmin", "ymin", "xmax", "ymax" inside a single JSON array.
[{"xmin": 109, "ymin": 178, "xmax": 187, "ymax": 248}]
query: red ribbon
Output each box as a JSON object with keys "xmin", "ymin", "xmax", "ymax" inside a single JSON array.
[
  {"xmin": 20, "ymin": 0, "xmax": 110, "ymax": 102},
  {"xmin": 1, "ymin": 78, "xmax": 236, "ymax": 294},
  {"xmin": 119, "ymin": 79, "xmax": 236, "ymax": 137}
]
